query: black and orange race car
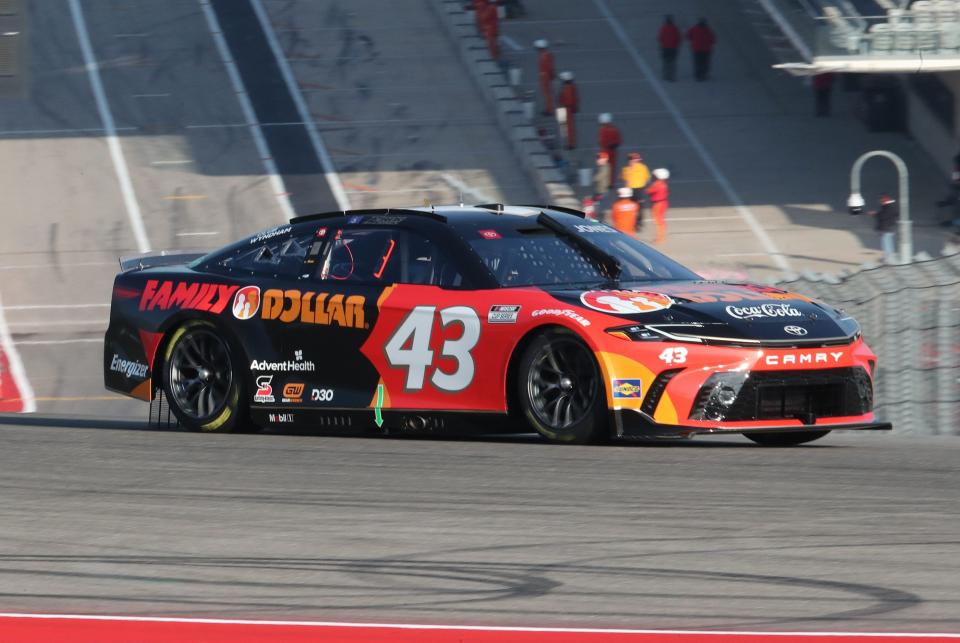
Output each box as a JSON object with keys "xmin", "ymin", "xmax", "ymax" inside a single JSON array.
[{"xmin": 104, "ymin": 205, "xmax": 891, "ymax": 445}]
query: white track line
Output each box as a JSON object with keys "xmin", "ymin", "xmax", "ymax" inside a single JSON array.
[
  {"xmin": 12, "ymin": 339, "xmax": 104, "ymax": 346},
  {"xmin": 197, "ymin": 0, "xmax": 295, "ymax": 223},
  {"xmin": 67, "ymin": 0, "xmax": 151, "ymax": 254},
  {"xmin": 0, "ymin": 614, "xmax": 955, "ymax": 637},
  {"xmin": 440, "ymin": 172, "xmax": 495, "ymax": 203},
  {"xmin": 0, "ymin": 293, "xmax": 36, "ymax": 413},
  {"xmin": 3, "ymin": 304, "xmax": 109, "ymax": 310},
  {"xmin": 592, "ymin": 0, "xmax": 791, "ymax": 274},
  {"xmin": 248, "ymin": 0, "xmax": 352, "ymax": 211}
]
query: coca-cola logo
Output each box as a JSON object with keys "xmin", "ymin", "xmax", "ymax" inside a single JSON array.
[{"xmin": 725, "ymin": 303, "xmax": 802, "ymax": 320}]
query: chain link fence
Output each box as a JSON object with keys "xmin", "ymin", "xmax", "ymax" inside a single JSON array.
[{"xmin": 776, "ymin": 251, "xmax": 960, "ymax": 435}]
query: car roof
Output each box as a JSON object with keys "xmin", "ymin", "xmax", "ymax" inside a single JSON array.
[{"xmin": 288, "ymin": 204, "xmax": 586, "ymax": 229}]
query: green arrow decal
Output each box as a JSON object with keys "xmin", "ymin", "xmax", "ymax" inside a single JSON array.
[{"xmin": 374, "ymin": 383, "xmax": 384, "ymax": 428}]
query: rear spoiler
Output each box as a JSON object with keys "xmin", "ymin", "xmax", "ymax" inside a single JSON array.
[{"xmin": 118, "ymin": 250, "xmax": 207, "ymax": 273}]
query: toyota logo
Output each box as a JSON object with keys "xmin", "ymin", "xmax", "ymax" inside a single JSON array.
[{"xmin": 784, "ymin": 325, "xmax": 808, "ymax": 336}]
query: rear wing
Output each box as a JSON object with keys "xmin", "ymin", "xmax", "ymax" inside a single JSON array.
[{"xmin": 118, "ymin": 250, "xmax": 207, "ymax": 273}]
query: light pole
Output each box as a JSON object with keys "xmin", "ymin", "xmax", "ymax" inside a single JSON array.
[{"xmin": 846, "ymin": 150, "xmax": 912, "ymax": 264}]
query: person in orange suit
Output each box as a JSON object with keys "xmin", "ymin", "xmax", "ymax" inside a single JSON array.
[
  {"xmin": 534, "ymin": 39, "xmax": 554, "ymax": 116},
  {"xmin": 610, "ymin": 188, "xmax": 640, "ymax": 235},
  {"xmin": 472, "ymin": 0, "xmax": 488, "ymax": 33},
  {"xmin": 557, "ymin": 71, "xmax": 579, "ymax": 150},
  {"xmin": 645, "ymin": 168, "xmax": 671, "ymax": 244},
  {"xmin": 597, "ymin": 113, "xmax": 622, "ymax": 181},
  {"xmin": 481, "ymin": 1, "xmax": 499, "ymax": 60}
]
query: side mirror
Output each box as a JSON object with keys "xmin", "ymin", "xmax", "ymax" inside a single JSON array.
[{"xmin": 847, "ymin": 193, "xmax": 865, "ymax": 215}]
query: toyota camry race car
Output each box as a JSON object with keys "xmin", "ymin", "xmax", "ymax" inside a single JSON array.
[{"xmin": 104, "ymin": 205, "xmax": 891, "ymax": 445}]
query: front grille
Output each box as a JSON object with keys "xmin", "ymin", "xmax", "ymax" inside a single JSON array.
[
  {"xmin": 641, "ymin": 368, "xmax": 683, "ymax": 416},
  {"xmin": 690, "ymin": 367, "xmax": 873, "ymax": 423}
]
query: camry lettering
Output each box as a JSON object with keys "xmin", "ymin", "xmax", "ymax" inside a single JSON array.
[
  {"xmin": 261, "ymin": 289, "xmax": 365, "ymax": 329},
  {"xmin": 139, "ymin": 280, "xmax": 238, "ymax": 314},
  {"xmin": 726, "ymin": 303, "xmax": 802, "ymax": 320},
  {"xmin": 764, "ymin": 351, "xmax": 844, "ymax": 366}
]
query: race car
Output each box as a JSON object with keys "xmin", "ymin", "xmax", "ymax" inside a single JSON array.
[{"xmin": 104, "ymin": 205, "xmax": 891, "ymax": 445}]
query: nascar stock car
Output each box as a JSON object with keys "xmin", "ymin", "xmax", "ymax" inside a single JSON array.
[{"xmin": 104, "ymin": 205, "xmax": 891, "ymax": 445}]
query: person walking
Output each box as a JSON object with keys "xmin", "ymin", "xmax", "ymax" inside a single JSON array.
[
  {"xmin": 645, "ymin": 168, "xmax": 670, "ymax": 244},
  {"xmin": 658, "ymin": 15, "xmax": 681, "ymax": 81},
  {"xmin": 870, "ymin": 194, "xmax": 898, "ymax": 262},
  {"xmin": 610, "ymin": 188, "xmax": 640, "ymax": 235},
  {"xmin": 557, "ymin": 71, "xmax": 579, "ymax": 149},
  {"xmin": 480, "ymin": 1, "xmax": 499, "ymax": 60},
  {"xmin": 686, "ymin": 18, "xmax": 716, "ymax": 81},
  {"xmin": 597, "ymin": 113, "xmax": 622, "ymax": 180},
  {"xmin": 534, "ymin": 39, "xmax": 555, "ymax": 116},
  {"xmin": 813, "ymin": 72, "xmax": 834, "ymax": 117},
  {"xmin": 594, "ymin": 151, "xmax": 611, "ymax": 200}
]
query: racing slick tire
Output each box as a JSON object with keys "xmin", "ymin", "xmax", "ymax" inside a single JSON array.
[
  {"xmin": 745, "ymin": 430, "xmax": 830, "ymax": 447},
  {"xmin": 518, "ymin": 329, "xmax": 606, "ymax": 444},
  {"xmin": 162, "ymin": 320, "xmax": 243, "ymax": 433}
]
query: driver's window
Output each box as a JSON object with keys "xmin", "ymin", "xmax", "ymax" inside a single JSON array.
[{"xmin": 315, "ymin": 228, "xmax": 462, "ymax": 286}]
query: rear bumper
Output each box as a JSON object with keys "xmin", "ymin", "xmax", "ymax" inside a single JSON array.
[{"xmin": 612, "ymin": 409, "xmax": 892, "ymax": 439}]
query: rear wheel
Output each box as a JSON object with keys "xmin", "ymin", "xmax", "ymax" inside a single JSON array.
[
  {"xmin": 518, "ymin": 329, "xmax": 606, "ymax": 444},
  {"xmin": 745, "ymin": 430, "xmax": 830, "ymax": 447},
  {"xmin": 163, "ymin": 320, "xmax": 242, "ymax": 433}
]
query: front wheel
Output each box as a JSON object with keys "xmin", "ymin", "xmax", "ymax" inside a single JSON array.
[
  {"xmin": 517, "ymin": 329, "xmax": 606, "ymax": 444},
  {"xmin": 163, "ymin": 321, "xmax": 243, "ymax": 432},
  {"xmin": 745, "ymin": 430, "xmax": 830, "ymax": 447}
]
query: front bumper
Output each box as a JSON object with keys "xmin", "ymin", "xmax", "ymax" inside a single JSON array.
[{"xmin": 611, "ymin": 409, "xmax": 892, "ymax": 439}]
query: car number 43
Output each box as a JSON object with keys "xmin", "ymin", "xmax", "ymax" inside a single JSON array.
[
  {"xmin": 384, "ymin": 306, "xmax": 481, "ymax": 392},
  {"xmin": 658, "ymin": 347, "xmax": 687, "ymax": 364}
]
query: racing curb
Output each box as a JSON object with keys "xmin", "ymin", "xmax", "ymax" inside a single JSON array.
[{"xmin": 428, "ymin": 0, "xmax": 580, "ymax": 209}]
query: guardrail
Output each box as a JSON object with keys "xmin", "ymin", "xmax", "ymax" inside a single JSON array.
[{"xmin": 777, "ymin": 250, "xmax": 960, "ymax": 435}]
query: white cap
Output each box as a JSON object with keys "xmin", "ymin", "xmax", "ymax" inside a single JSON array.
[
  {"xmin": 618, "ymin": 187, "xmax": 633, "ymax": 198},
  {"xmin": 598, "ymin": 112, "xmax": 613, "ymax": 124},
  {"xmin": 534, "ymin": 39, "xmax": 549, "ymax": 48},
  {"xmin": 653, "ymin": 168, "xmax": 670, "ymax": 180},
  {"xmin": 559, "ymin": 71, "xmax": 574, "ymax": 81}
]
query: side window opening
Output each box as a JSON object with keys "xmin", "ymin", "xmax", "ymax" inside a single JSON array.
[{"xmin": 218, "ymin": 232, "xmax": 313, "ymax": 277}]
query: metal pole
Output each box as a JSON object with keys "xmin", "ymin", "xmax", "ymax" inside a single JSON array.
[{"xmin": 849, "ymin": 150, "xmax": 912, "ymax": 264}]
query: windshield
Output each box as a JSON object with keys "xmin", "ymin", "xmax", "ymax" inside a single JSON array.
[{"xmin": 469, "ymin": 227, "xmax": 699, "ymax": 287}]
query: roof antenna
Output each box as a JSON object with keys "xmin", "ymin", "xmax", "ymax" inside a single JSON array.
[
  {"xmin": 459, "ymin": 190, "xmax": 464, "ymax": 207},
  {"xmin": 497, "ymin": 203, "xmax": 503, "ymax": 214}
]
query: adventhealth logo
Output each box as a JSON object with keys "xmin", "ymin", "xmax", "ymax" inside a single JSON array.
[{"xmin": 249, "ymin": 360, "xmax": 315, "ymax": 372}]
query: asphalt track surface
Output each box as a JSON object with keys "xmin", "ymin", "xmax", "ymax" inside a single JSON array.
[{"xmin": 0, "ymin": 419, "xmax": 957, "ymax": 633}]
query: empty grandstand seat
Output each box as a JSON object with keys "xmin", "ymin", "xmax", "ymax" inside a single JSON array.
[
  {"xmin": 938, "ymin": 20, "xmax": 960, "ymax": 49},
  {"xmin": 933, "ymin": 0, "xmax": 960, "ymax": 23},
  {"xmin": 868, "ymin": 22, "xmax": 896, "ymax": 51},
  {"xmin": 914, "ymin": 24, "xmax": 940, "ymax": 49},
  {"xmin": 894, "ymin": 22, "xmax": 918, "ymax": 49},
  {"xmin": 910, "ymin": 0, "xmax": 938, "ymax": 26}
]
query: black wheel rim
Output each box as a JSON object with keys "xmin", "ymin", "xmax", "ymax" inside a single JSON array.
[
  {"xmin": 168, "ymin": 329, "xmax": 233, "ymax": 420},
  {"xmin": 526, "ymin": 337, "xmax": 599, "ymax": 430}
]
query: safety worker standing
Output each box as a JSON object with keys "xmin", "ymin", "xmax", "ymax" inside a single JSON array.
[
  {"xmin": 646, "ymin": 168, "xmax": 671, "ymax": 244},
  {"xmin": 481, "ymin": 1, "xmax": 499, "ymax": 59},
  {"xmin": 657, "ymin": 15, "xmax": 681, "ymax": 81},
  {"xmin": 597, "ymin": 113, "xmax": 622, "ymax": 180},
  {"xmin": 622, "ymin": 152, "xmax": 650, "ymax": 194},
  {"xmin": 686, "ymin": 18, "xmax": 716, "ymax": 81},
  {"xmin": 594, "ymin": 151, "xmax": 611, "ymax": 200},
  {"xmin": 557, "ymin": 71, "xmax": 579, "ymax": 150},
  {"xmin": 471, "ymin": 0, "xmax": 488, "ymax": 33},
  {"xmin": 534, "ymin": 39, "xmax": 555, "ymax": 116},
  {"xmin": 611, "ymin": 187, "xmax": 640, "ymax": 236}
]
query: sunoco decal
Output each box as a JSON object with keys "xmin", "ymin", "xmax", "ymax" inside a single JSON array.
[
  {"xmin": 580, "ymin": 290, "xmax": 673, "ymax": 315},
  {"xmin": 611, "ymin": 379, "xmax": 643, "ymax": 398}
]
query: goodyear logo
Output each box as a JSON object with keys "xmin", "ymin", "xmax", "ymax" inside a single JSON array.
[
  {"xmin": 612, "ymin": 379, "xmax": 643, "ymax": 399},
  {"xmin": 261, "ymin": 289, "xmax": 365, "ymax": 329}
]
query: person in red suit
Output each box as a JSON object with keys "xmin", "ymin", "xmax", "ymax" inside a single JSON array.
[
  {"xmin": 597, "ymin": 113, "xmax": 622, "ymax": 181},
  {"xmin": 645, "ymin": 168, "xmax": 671, "ymax": 244},
  {"xmin": 686, "ymin": 18, "xmax": 716, "ymax": 81},
  {"xmin": 535, "ymin": 39, "xmax": 555, "ymax": 116},
  {"xmin": 557, "ymin": 71, "xmax": 579, "ymax": 149},
  {"xmin": 657, "ymin": 15, "xmax": 681, "ymax": 81},
  {"xmin": 481, "ymin": 2, "xmax": 499, "ymax": 59},
  {"xmin": 813, "ymin": 72, "xmax": 834, "ymax": 117}
]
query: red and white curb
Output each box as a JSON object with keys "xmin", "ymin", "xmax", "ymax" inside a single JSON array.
[
  {"xmin": 0, "ymin": 292, "xmax": 35, "ymax": 413},
  {"xmin": 0, "ymin": 615, "xmax": 956, "ymax": 643}
]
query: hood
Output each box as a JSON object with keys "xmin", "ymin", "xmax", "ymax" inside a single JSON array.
[{"xmin": 546, "ymin": 281, "xmax": 859, "ymax": 346}]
